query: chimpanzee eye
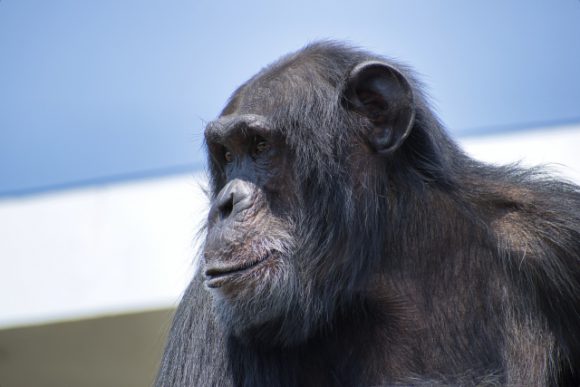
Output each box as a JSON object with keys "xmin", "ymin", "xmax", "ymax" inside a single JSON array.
[
  {"xmin": 253, "ymin": 136, "xmax": 269, "ymax": 155},
  {"xmin": 224, "ymin": 149, "xmax": 233, "ymax": 163}
]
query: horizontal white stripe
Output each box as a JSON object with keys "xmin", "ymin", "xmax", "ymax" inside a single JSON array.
[
  {"xmin": 0, "ymin": 173, "xmax": 208, "ymax": 328},
  {"xmin": 460, "ymin": 124, "xmax": 580, "ymax": 184},
  {"xmin": 0, "ymin": 125, "xmax": 578, "ymax": 328}
]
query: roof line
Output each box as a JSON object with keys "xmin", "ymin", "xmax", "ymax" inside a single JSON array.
[
  {"xmin": 0, "ymin": 162, "xmax": 205, "ymax": 200},
  {"xmin": 457, "ymin": 116, "xmax": 580, "ymax": 138}
]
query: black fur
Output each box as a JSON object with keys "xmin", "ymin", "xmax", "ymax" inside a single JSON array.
[{"xmin": 156, "ymin": 41, "xmax": 580, "ymax": 386}]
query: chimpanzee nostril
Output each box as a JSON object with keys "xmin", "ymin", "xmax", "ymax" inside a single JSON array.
[
  {"xmin": 216, "ymin": 179, "xmax": 254, "ymax": 220},
  {"xmin": 218, "ymin": 193, "xmax": 234, "ymax": 219}
]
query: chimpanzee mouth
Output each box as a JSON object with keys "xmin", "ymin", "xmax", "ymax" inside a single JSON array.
[{"xmin": 204, "ymin": 253, "xmax": 273, "ymax": 288}]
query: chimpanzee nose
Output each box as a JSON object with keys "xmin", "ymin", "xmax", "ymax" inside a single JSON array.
[{"xmin": 216, "ymin": 179, "xmax": 254, "ymax": 219}]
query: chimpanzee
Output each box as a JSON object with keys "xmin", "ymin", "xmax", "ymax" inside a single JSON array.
[{"xmin": 156, "ymin": 41, "xmax": 580, "ymax": 386}]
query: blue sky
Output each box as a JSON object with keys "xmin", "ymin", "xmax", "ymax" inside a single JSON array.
[{"xmin": 1, "ymin": 0, "xmax": 579, "ymax": 196}]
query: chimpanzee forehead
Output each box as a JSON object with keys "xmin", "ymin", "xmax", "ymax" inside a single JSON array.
[
  {"xmin": 224, "ymin": 72, "xmax": 315, "ymax": 118},
  {"xmin": 231, "ymin": 85, "xmax": 285, "ymax": 116}
]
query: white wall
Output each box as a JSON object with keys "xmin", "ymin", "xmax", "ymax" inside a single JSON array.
[
  {"xmin": 460, "ymin": 124, "xmax": 580, "ymax": 183},
  {"xmin": 0, "ymin": 174, "xmax": 208, "ymax": 328},
  {"xmin": 0, "ymin": 124, "xmax": 578, "ymax": 328}
]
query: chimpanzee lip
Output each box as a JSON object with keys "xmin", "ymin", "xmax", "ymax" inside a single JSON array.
[{"xmin": 204, "ymin": 253, "xmax": 272, "ymax": 288}]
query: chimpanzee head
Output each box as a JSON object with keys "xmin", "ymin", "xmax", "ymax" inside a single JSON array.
[{"xmin": 201, "ymin": 42, "xmax": 440, "ymax": 345}]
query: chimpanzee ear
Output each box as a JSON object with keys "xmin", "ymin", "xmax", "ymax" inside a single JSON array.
[{"xmin": 343, "ymin": 61, "xmax": 416, "ymax": 155}]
